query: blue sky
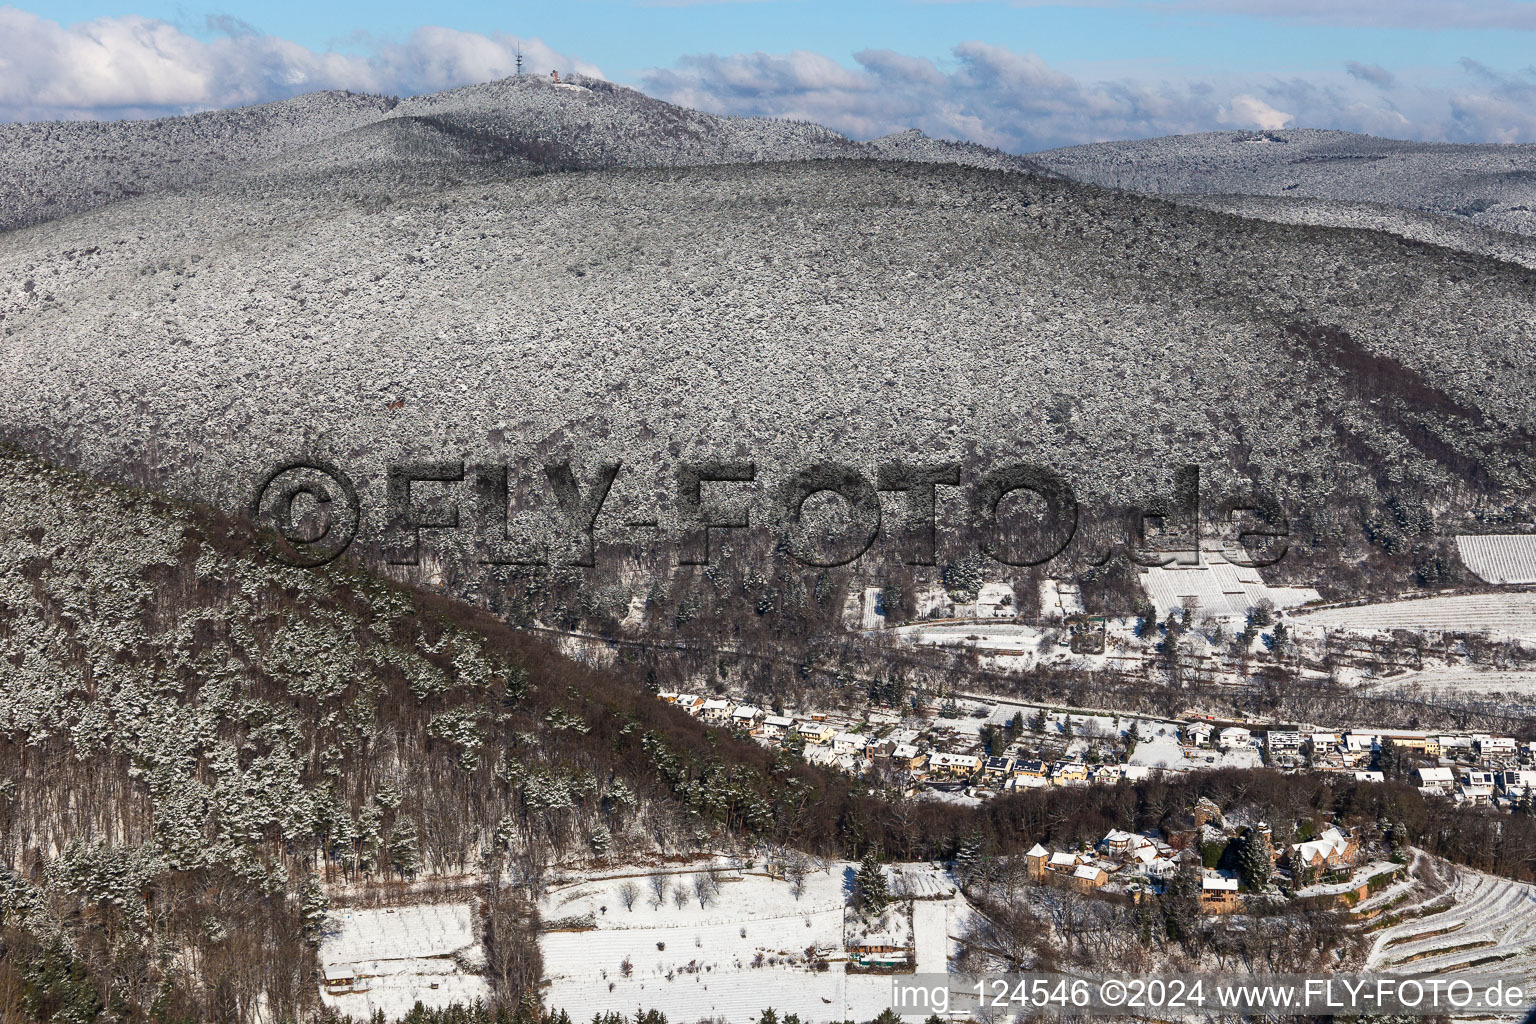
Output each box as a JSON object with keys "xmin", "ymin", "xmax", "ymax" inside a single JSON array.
[
  {"xmin": 30, "ymin": 1, "xmax": 1536, "ymax": 78},
  {"xmin": 5, "ymin": 1, "xmax": 1536, "ymax": 148}
]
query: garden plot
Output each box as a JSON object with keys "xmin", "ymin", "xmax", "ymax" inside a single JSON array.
[
  {"xmin": 929, "ymin": 698, "xmax": 1174, "ymax": 745},
  {"xmin": 896, "ymin": 621, "xmax": 1144, "ymax": 674},
  {"xmin": 1293, "ymin": 594, "xmax": 1536, "ymax": 640},
  {"xmin": 1139, "ymin": 552, "xmax": 1320, "ymax": 621},
  {"xmin": 318, "ymin": 903, "xmax": 489, "ymax": 1020},
  {"xmin": 1366, "ymin": 866, "xmax": 1536, "ymax": 985},
  {"xmin": 887, "ymin": 864, "xmax": 956, "ymax": 900},
  {"xmin": 539, "ymin": 864, "xmax": 970, "ymax": 1024}
]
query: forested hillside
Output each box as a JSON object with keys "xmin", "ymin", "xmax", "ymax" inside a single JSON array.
[{"xmin": 1, "ymin": 445, "xmax": 1532, "ymax": 1022}]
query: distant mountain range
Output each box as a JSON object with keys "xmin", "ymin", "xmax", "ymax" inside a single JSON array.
[{"xmin": 1035, "ymin": 129, "xmax": 1536, "ymax": 265}]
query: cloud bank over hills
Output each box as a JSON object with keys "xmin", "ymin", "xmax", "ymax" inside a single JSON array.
[
  {"xmin": 641, "ymin": 45, "xmax": 1536, "ymax": 150},
  {"xmin": 2, "ymin": 7, "xmax": 1535, "ymax": 149},
  {"xmin": 0, "ymin": 8, "xmax": 599, "ymax": 121}
]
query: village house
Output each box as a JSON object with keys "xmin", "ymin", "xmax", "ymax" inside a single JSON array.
[
  {"xmin": 1353, "ymin": 770, "xmax": 1385, "ymax": 783},
  {"xmin": 1438, "ymin": 734, "xmax": 1474, "ymax": 753},
  {"xmin": 1497, "ymin": 769, "xmax": 1536, "ymax": 796},
  {"xmin": 1476, "ymin": 735, "xmax": 1518, "ymax": 758},
  {"xmin": 796, "ymin": 721, "xmax": 835, "ymax": 744},
  {"xmin": 1050, "ymin": 760, "xmax": 1089, "ymax": 784},
  {"xmin": 1184, "ymin": 722, "xmax": 1214, "ymax": 747},
  {"xmin": 1200, "ymin": 872, "xmax": 1239, "ymax": 911},
  {"xmin": 929, "ymin": 751, "xmax": 983, "ymax": 776},
  {"xmin": 1376, "ymin": 729, "xmax": 1432, "ymax": 753},
  {"xmin": 1266, "ymin": 730, "xmax": 1304, "ymax": 762},
  {"xmin": 731, "ymin": 705, "xmax": 764, "ymax": 728},
  {"xmin": 984, "ymin": 756, "xmax": 1014, "ymax": 777},
  {"xmin": 1219, "ymin": 726, "xmax": 1252, "ymax": 749},
  {"xmin": 1101, "ymin": 829, "xmax": 1156, "ymax": 858},
  {"xmin": 1047, "ymin": 851, "xmax": 1080, "ymax": 875},
  {"xmin": 1309, "ymin": 732, "xmax": 1341, "ymax": 751},
  {"xmin": 755, "ymin": 714, "xmax": 793, "ymax": 740},
  {"xmin": 699, "ymin": 698, "xmax": 732, "ymax": 723},
  {"xmin": 675, "ymin": 693, "xmax": 705, "ymax": 715},
  {"xmin": 1131, "ymin": 844, "xmax": 1177, "ymax": 882},
  {"xmin": 1458, "ymin": 784, "xmax": 1494, "ymax": 806},
  {"xmin": 1071, "ymin": 864, "xmax": 1108, "ymax": 892},
  {"xmin": 1286, "ymin": 827, "xmax": 1359, "ymax": 874},
  {"xmin": 1417, "ymin": 766, "xmax": 1454, "ymax": 792},
  {"xmin": 1013, "ymin": 758, "xmax": 1047, "ymax": 779},
  {"xmin": 832, "ymin": 732, "xmax": 867, "ymax": 756}
]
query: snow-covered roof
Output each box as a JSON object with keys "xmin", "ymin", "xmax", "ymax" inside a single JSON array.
[
  {"xmin": 1418, "ymin": 767, "xmax": 1454, "ymax": 784},
  {"xmin": 732, "ymin": 704, "xmax": 763, "ymax": 719},
  {"xmin": 1026, "ymin": 843, "xmax": 1049, "ymax": 858},
  {"xmin": 1049, "ymin": 852, "xmax": 1078, "ymax": 867},
  {"xmin": 323, "ymin": 964, "xmax": 357, "ymax": 981},
  {"xmin": 1202, "ymin": 873, "xmax": 1239, "ymax": 891},
  {"xmin": 763, "ymin": 714, "xmax": 793, "ymax": 727},
  {"xmin": 1291, "ymin": 827, "xmax": 1350, "ymax": 863},
  {"xmin": 1073, "ymin": 865, "xmax": 1104, "ymax": 880}
]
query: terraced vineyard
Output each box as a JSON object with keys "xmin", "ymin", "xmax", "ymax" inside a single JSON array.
[
  {"xmin": 1293, "ymin": 594, "xmax": 1536, "ymax": 640},
  {"xmin": 1365, "ymin": 862, "xmax": 1536, "ymax": 993},
  {"xmin": 1456, "ymin": 535, "xmax": 1536, "ymax": 586}
]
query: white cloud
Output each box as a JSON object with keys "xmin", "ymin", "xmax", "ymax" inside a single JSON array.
[
  {"xmin": 1221, "ymin": 93, "xmax": 1292, "ymax": 130},
  {"xmin": 0, "ymin": 7, "xmax": 600, "ymax": 121},
  {"xmin": 641, "ymin": 44, "xmax": 1536, "ymax": 149}
]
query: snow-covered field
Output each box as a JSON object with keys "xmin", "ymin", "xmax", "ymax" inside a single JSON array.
[
  {"xmin": 318, "ymin": 903, "xmax": 489, "ymax": 1020},
  {"xmin": 539, "ymin": 864, "xmax": 969, "ymax": 1024},
  {"xmin": 1128, "ymin": 741, "xmax": 1262, "ymax": 772},
  {"xmin": 1293, "ymin": 594, "xmax": 1536, "ymax": 640}
]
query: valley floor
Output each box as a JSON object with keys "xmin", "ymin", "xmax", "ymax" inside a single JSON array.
[{"xmin": 538, "ymin": 862, "xmax": 967, "ymax": 1024}]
